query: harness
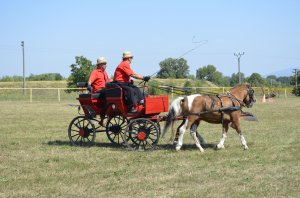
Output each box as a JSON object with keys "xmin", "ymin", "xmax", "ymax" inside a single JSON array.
[
  {"xmin": 186, "ymin": 93, "xmax": 241, "ymax": 133},
  {"xmin": 188, "ymin": 86, "xmax": 255, "ymax": 123}
]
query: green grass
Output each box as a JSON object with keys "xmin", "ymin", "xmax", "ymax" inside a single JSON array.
[{"xmin": 0, "ymin": 98, "xmax": 299, "ymax": 197}]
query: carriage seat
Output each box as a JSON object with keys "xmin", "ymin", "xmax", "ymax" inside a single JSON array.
[
  {"xmin": 76, "ymin": 82, "xmax": 101, "ymax": 99},
  {"xmin": 105, "ymin": 82, "xmax": 122, "ymax": 98},
  {"xmin": 78, "ymin": 93, "xmax": 101, "ymax": 99}
]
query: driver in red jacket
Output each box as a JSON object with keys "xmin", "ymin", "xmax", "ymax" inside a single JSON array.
[{"xmin": 113, "ymin": 51, "xmax": 150, "ymax": 113}]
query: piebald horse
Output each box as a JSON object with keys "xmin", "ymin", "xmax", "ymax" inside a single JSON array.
[
  {"xmin": 163, "ymin": 84, "xmax": 256, "ymax": 151},
  {"xmin": 162, "ymin": 94, "xmax": 206, "ymax": 144}
]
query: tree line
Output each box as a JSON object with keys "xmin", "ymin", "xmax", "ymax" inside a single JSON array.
[
  {"xmin": 1, "ymin": 56, "xmax": 299, "ymax": 95},
  {"xmin": 157, "ymin": 58, "xmax": 297, "ymax": 88},
  {"xmin": 0, "ymin": 73, "xmax": 64, "ymax": 82}
]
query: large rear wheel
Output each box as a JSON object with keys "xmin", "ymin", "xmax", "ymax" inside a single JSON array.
[
  {"xmin": 68, "ymin": 116, "xmax": 96, "ymax": 147},
  {"xmin": 123, "ymin": 118, "xmax": 159, "ymax": 151}
]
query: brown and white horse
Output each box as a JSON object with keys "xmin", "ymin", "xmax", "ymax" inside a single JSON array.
[
  {"xmin": 161, "ymin": 94, "xmax": 205, "ymax": 144},
  {"xmin": 163, "ymin": 84, "xmax": 256, "ymax": 151}
]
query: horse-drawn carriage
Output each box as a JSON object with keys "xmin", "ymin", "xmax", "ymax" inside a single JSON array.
[
  {"xmin": 68, "ymin": 82, "xmax": 256, "ymax": 151},
  {"xmin": 68, "ymin": 81, "xmax": 169, "ymax": 150}
]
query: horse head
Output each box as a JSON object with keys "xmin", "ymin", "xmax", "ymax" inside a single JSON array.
[
  {"xmin": 244, "ymin": 84, "xmax": 256, "ymax": 108},
  {"xmin": 230, "ymin": 84, "xmax": 256, "ymax": 108}
]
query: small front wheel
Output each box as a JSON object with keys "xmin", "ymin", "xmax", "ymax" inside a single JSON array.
[
  {"xmin": 68, "ymin": 116, "xmax": 96, "ymax": 147},
  {"xmin": 106, "ymin": 116, "xmax": 128, "ymax": 145},
  {"xmin": 123, "ymin": 118, "xmax": 159, "ymax": 151}
]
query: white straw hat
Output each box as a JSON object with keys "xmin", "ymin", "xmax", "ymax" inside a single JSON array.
[
  {"xmin": 96, "ymin": 57, "xmax": 107, "ymax": 65},
  {"xmin": 122, "ymin": 51, "xmax": 133, "ymax": 59}
]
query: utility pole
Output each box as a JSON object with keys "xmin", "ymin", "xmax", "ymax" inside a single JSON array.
[
  {"xmin": 292, "ymin": 69, "xmax": 298, "ymax": 87},
  {"xmin": 21, "ymin": 41, "xmax": 26, "ymax": 95},
  {"xmin": 234, "ymin": 52, "xmax": 245, "ymax": 84}
]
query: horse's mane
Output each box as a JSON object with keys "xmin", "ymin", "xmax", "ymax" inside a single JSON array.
[{"xmin": 231, "ymin": 83, "xmax": 251, "ymax": 91}]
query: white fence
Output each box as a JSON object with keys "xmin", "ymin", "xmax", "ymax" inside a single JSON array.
[{"xmin": 0, "ymin": 87, "xmax": 290, "ymax": 102}]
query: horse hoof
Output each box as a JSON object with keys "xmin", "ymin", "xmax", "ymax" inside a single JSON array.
[
  {"xmin": 175, "ymin": 146, "xmax": 181, "ymax": 151},
  {"xmin": 216, "ymin": 144, "xmax": 224, "ymax": 149},
  {"xmin": 243, "ymin": 145, "xmax": 249, "ymax": 150}
]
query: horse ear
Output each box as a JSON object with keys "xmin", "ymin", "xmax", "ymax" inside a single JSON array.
[{"xmin": 245, "ymin": 83, "xmax": 251, "ymax": 88}]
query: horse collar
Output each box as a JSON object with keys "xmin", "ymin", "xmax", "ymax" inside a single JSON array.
[{"xmin": 226, "ymin": 91, "xmax": 246, "ymax": 107}]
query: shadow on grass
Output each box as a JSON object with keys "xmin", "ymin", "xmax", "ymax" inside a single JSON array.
[
  {"xmin": 157, "ymin": 143, "xmax": 217, "ymax": 151},
  {"xmin": 47, "ymin": 140, "xmax": 217, "ymax": 151},
  {"xmin": 47, "ymin": 140, "xmax": 124, "ymax": 149}
]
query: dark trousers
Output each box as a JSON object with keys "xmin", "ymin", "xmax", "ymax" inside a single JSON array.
[
  {"xmin": 95, "ymin": 88, "xmax": 106, "ymax": 100},
  {"xmin": 114, "ymin": 82, "xmax": 144, "ymax": 106}
]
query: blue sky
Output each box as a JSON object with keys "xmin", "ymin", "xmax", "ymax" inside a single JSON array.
[{"xmin": 1, "ymin": 0, "xmax": 299, "ymax": 78}]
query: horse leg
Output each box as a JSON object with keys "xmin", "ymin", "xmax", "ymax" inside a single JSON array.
[
  {"xmin": 169, "ymin": 121, "xmax": 176, "ymax": 143},
  {"xmin": 171, "ymin": 119, "xmax": 186, "ymax": 144},
  {"xmin": 190, "ymin": 120, "xmax": 204, "ymax": 152},
  {"xmin": 175, "ymin": 119, "xmax": 188, "ymax": 151},
  {"xmin": 216, "ymin": 123, "xmax": 229, "ymax": 149},
  {"xmin": 239, "ymin": 133, "xmax": 248, "ymax": 150},
  {"xmin": 197, "ymin": 132, "xmax": 206, "ymax": 146},
  {"xmin": 195, "ymin": 121, "xmax": 206, "ymax": 146},
  {"xmin": 231, "ymin": 121, "xmax": 249, "ymax": 150}
]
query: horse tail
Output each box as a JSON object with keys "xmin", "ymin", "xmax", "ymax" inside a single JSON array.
[{"xmin": 162, "ymin": 97, "xmax": 184, "ymax": 138}]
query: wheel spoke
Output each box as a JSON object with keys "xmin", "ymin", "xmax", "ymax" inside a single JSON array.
[
  {"xmin": 82, "ymin": 120, "xmax": 85, "ymax": 128},
  {"xmin": 86, "ymin": 136, "xmax": 91, "ymax": 143},
  {"xmin": 113, "ymin": 117, "xmax": 117, "ymax": 124},
  {"xmin": 71, "ymin": 133, "xmax": 80, "ymax": 138},
  {"xmin": 75, "ymin": 121, "xmax": 81, "ymax": 129},
  {"xmin": 117, "ymin": 134, "xmax": 120, "ymax": 143},
  {"xmin": 145, "ymin": 140, "xmax": 154, "ymax": 149},
  {"xmin": 74, "ymin": 135, "xmax": 81, "ymax": 143},
  {"xmin": 71, "ymin": 129, "xmax": 80, "ymax": 133},
  {"xmin": 112, "ymin": 134, "xmax": 117, "ymax": 141},
  {"xmin": 147, "ymin": 136, "xmax": 156, "ymax": 142}
]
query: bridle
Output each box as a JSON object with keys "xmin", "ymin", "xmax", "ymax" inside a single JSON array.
[
  {"xmin": 226, "ymin": 86, "xmax": 255, "ymax": 108},
  {"xmin": 245, "ymin": 87, "xmax": 255, "ymax": 108}
]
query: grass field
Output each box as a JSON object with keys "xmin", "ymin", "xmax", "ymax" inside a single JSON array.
[{"xmin": 0, "ymin": 98, "xmax": 299, "ymax": 197}]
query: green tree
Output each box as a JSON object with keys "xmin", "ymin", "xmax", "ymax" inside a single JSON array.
[
  {"xmin": 183, "ymin": 80, "xmax": 192, "ymax": 88},
  {"xmin": 229, "ymin": 72, "xmax": 245, "ymax": 86},
  {"xmin": 196, "ymin": 65, "xmax": 216, "ymax": 80},
  {"xmin": 277, "ymin": 76, "xmax": 292, "ymax": 86},
  {"xmin": 292, "ymin": 86, "xmax": 300, "ymax": 96},
  {"xmin": 0, "ymin": 75, "xmax": 23, "ymax": 82},
  {"xmin": 266, "ymin": 75, "xmax": 278, "ymax": 87},
  {"xmin": 196, "ymin": 65, "xmax": 228, "ymax": 86},
  {"xmin": 28, "ymin": 73, "xmax": 64, "ymax": 81},
  {"xmin": 247, "ymin": 73, "xmax": 266, "ymax": 86},
  {"xmin": 290, "ymin": 75, "xmax": 300, "ymax": 86},
  {"xmin": 157, "ymin": 58, "xmax": 189, "ymax": 78},
  {"xmin": 67, "ymin": 56, "xmax": 94, "ymax": 89}
]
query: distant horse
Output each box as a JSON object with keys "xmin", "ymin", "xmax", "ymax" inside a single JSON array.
[{"xmin": 163, "ymin": 84, "xmax": 256, "ymax": 151}]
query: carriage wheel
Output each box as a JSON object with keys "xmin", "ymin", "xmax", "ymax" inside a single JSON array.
[
  {"xmin": 155, "ymin": 121, "xmax": 161, "ymax": 136},
  {"xmin": 68, "ymin": 116, "xmax": 96, "ymax": 147},
  {"xmin": 123, "ymin": 118, "xmax": 159, "ymax": 151},
  {"xmin": 106, "ymin": 116, "xmax": 128, "ymax": 145},
  {"xmin": 91, "ymin": 117, "xmax": 108, "ymax": 131}
]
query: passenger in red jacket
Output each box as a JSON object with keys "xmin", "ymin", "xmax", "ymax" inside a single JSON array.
[{"xmin": 88, "ymin": 57, "xmax": 110, "ymax": 93}]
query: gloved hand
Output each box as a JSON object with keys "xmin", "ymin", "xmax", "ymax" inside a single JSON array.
[
  {"xmin": 143, "ymin": 76, "xmax": 151, "ymax": 82},
  {"xmin": 87, "ymin": 84, "xmax": 93, "ymax": 92}
]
